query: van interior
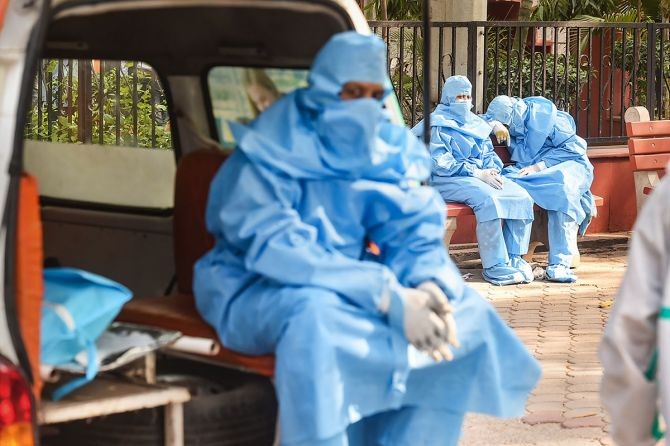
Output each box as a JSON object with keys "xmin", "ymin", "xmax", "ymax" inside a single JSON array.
[{"xmin": 15, "ymin": 0, "xmax": 363, "ymax": 442}]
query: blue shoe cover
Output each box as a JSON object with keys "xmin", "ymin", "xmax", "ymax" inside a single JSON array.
[
  {"xmin": 546, "ymin": 264, "xmax": 577, "ymax": 283},
  {"xmin": 509, "ymin": 255, "xmax": 534, "ymax": 283},
  {"xmin": 482, "ymin": 263, "xmax": 526, "ymax": 286}
]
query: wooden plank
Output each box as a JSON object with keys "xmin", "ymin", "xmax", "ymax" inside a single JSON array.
[
  {"xmin": 446, "ymin": 196, "xmax": 604, "ymax": 219},
  {"xmin": 164, "ymin": 402, "xmax": 184, "ymax": 446},
  {"xmin": 628, "ymin": 137, "xmax": 670, "ymax": 155},
  {"xmin": 118, "ymin": 296, "xmax": 275, "ymax": 377},
  {"xmin": 38, "ymin": 379, "xmax": 190, "ymax": 425},
  {"xmin": 631, "ymin": 153, "xmax": 670, "ymax": 171},
  {"xmin": 587, "ymin": 146, "xmax": 629, "ymax": 159},
  {"xmin": 626, "ymin": 120, "xmax": 670, "ymax": 137}
]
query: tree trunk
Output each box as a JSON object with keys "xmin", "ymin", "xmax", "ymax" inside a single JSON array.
[
  {"xmin": 518, "ymin": 0, "xmax": 534, "ymax": 56},
  {"xmin": 518, "ymin": 0, "xmax": 533, "ymax": 20}
]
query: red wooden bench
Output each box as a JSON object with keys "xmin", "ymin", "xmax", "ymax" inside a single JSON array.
[{"xmin": 625, "ymin": 106, "xmax": 669, "ymax": 211}]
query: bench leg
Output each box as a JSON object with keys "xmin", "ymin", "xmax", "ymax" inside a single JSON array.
[
  {"xmin": 633, "ymin": 171, "xmax": 660, "ymax": 213},
  {"xmin": 443, "ymin": 217, "xmax": 458, "ymax": 249},
  {"xmin": 164, "ymin": 402, "xmax": 184, "ymax": 446}
]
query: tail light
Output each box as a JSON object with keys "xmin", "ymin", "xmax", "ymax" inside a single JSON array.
[{"xmin": 0, "ymin": 356, "xmax": 34, "ymax": 446}]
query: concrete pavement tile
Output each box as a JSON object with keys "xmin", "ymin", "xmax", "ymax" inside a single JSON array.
[
  {"xmin": 527, "ymin": 402, "xmax": 565, "ymax": 413},
  {"xmin": 562, "ymin": 415, "xmax": 606, "ymax": 428},
  {"xmin": 568, "ymin": 383, "xmax": 601, "ymax": 393},
  {"xmin": 528, "ymin": 393, "xmax": 565, "ymax": 403},
  {"xmin": 522, "ymin": 411, "xmax": 565, "ymax": 425},
  {"xmin": 565, "ymin": 399, "xmax": 602, "ymax": 410},
  {"xmin": 566, "ymin": 391, "xmax": 600, "ymax": 401},
  {"xmin": 567, "ymin": 375, "xmax": 602, "ymax": 385}
]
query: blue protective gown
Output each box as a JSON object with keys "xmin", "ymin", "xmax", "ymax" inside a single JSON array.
[
  {"xmin": 412, "ymin": 77, "xmax": 534, "ymax": 280},
  {"xmin": 485, "ymin": 96, "xmax": 595, "ymax": 274},
  {"xmin": 194, "ymin": 32, "xmax": 540, "ymax": 446}
]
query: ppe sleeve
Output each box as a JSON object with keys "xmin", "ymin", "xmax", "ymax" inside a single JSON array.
[
  {"xmin": 481, "ymin": 139, "xmax": 504, "ymax": 171},
  {"xmin": 206, "ymin": 152, "xmax": 402, "ymax": 314},
  {"xmin": 541, "ymin": 112, "xmax": 587, "ymax": 168},
  {"xmin": 366, "ymin": 186, "xmax": 465, "ymax": 303},
  {"xmin": 430, "ymin": 127, "xmax": 479, "ymax": 177},
  {"xmin": 599, "ymin": 178, "xmax": 670, "ymax": 446}
]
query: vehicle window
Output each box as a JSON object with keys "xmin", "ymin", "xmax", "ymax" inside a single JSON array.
[
  {"xmin": 207, "ymin": 67, "xmax": 309, "ymax": 147},
  {"xmin": 24, "ymin": 60, "xmax": 175, "ymax": 209}
]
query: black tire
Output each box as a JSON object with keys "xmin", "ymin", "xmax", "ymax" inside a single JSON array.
[{"xmin": 45, "ymin": 362, "xmax": 277, "ymax": 446}]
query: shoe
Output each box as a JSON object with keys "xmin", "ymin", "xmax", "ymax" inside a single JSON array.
[
  {"xmin": 546, "ymin": 264, "xmax": 577, "ymax": 283},
  {"xmin": 509, "ymin": 255, "xmax": 534, "ymax": 283},
  {"xmin": 482, "ymin": 263, "xmax": 526, "ymax": 286}
]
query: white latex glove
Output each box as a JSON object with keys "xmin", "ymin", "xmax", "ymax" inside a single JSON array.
[
  {"xmin": 418, "ymin": 281, "xmax": 460, "ymax": 362},
  {"xmin": 398, "ymin": 288, "xmax": 452, "ymax": 354},
  {"xmin": 518, "ymin": 161, "xmax": 547, "ymax": 177},
  {"xmin": 473, "ymin": 168, "xmax": 503, "ymax": 190},
  {"xmin": 489, "ymin": 120, "xmax": 510, "ymax": 146}
]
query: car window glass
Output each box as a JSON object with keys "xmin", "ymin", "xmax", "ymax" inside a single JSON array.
[
  {"xmin": 23, "ymin": 59, "xmax": 175, "ymax": 210},
  {"xmin": 207, "ymin": 67, "xmax": 308, "ymax": 148}
]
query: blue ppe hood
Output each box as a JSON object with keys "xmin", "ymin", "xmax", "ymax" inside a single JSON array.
[
  {"xmin": 412, "ymin": 76, "xmax": 492, "ymax": 141},
  {"xmin": 231, "ymin": 31, "xmax": 430, "ymax": 185}
]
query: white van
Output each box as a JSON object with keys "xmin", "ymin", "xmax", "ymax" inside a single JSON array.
[{"xmin": 0, "ymin": 1, "xmax": 391, "ymax": 444}]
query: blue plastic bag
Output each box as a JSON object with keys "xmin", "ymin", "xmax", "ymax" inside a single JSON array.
[{"xmin": 41, "ymin": 268, "xmax": 132, "ymax": 400}]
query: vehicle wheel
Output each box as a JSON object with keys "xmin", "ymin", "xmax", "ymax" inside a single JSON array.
[{"xmin": 47, "ymin": 369, "xmax": 277, "ymax": 445}]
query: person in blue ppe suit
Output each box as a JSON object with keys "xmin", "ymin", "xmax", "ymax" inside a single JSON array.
[
  {"xmin": 194, "ymin": 32, "xmax": 540, "ymax": 446},
  {"xmin": 412, "ymin": 76, "xmax": 535, "ymax": 286},
  {"xmin": 483, "ymin": 95, "xmax": 596, "ymax": 283}
]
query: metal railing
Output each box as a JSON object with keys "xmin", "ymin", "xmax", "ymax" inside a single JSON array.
[
  {"xmin": 371, "ymin": 21, "xmax": 670, "ymax": 145},
  {"xmin": 27, "ymin": 22, "xmax": 670, "ymax": 148},
  {"xmin": 26, "ymin": 60, "xmax": 171, "ymax": 149}
]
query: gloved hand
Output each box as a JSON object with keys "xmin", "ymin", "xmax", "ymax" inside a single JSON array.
[
  {"xmin": 518, "ymin": 161, "xmax": 547, "ymax": 176},
  {"xmin": 489, "ymin": 120, "xmax": 510, "ymax": 146},
  {"xmin": 473, "ymin": 168, "xmax": 503, "ymax": 190},
  {"xmin": 417, "ymin": 281, "xmax": 460, "ymax": 361},
  {"xmin": 396, "ymin": 288, "xmax": 453, "ymax": 355}
]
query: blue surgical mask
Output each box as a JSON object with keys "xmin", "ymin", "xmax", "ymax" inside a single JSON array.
[
  {"xmin": 316, "ymin": 98, "xmax": 384, "ymax": 174},
  {"xmin": 450, "ymin": 100, "xmax": 473, "ymax": 118}
]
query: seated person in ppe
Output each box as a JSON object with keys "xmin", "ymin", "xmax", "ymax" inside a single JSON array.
[
  {"xmin": 483, "ymin": 95, "xmax": 596, "ymax": 283},
  {"xmin": 194, "ymin": 32, "xmax": 540, "ymax": 446},
  {"xmin": 600, "ymin": 165, "xmax": 670, "ymax": 446},
  {"xmin": 412, "ymin": 75, "xmax": 535, "ymax": 286}
]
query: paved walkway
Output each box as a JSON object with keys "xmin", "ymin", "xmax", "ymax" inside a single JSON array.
[{"xmin": 454, "ymin": 233, "xmax": 630, "ymax": 446}]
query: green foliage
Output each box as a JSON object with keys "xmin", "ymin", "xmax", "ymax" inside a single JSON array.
[
  {"xmin": 533, "ymin": 0, "xmax": 666, "ymax": 21},
  {"xmin": 532, "ymin": 0, "xmax": 619, "ymax": 21},
  {"xmin": 25, "ymin": 60, "xmax": 172, "ymax": 149},
  {"xmin": 485, "ymin": 49, "xmax": 587, "ymax": 112},
  {"xmin": 364, "ymin": 0, "xmax": 422, "ymax": 20}
]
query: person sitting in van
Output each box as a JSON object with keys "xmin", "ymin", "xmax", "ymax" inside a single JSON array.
[
  {"xmin": 412, "ymin": 75, "xmax": 535, "ymax": 286},
  {"xmin": 483, "ymin": 95, "xmax": 595, "ymax": 283},
  {"xmin": 194, "ymin": 31, "xmax": 540, "ymax": 446}
]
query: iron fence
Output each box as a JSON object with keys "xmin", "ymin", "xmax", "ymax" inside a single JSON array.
[
  {"xmin": 26, "ymin": 60, "xmax": 171, "ymax": 149},
  {"xmin": 27, "ymin": 22, "xmax": 670, "ymax": 148},
  {"xmin": 371, "ymin": 20, "xmax": 670, "ymax": 146}
]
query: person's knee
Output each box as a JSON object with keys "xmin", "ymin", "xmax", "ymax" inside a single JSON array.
[{"xmin": 280, "ymin": 287, "xmax": 348, "ymax": 341}]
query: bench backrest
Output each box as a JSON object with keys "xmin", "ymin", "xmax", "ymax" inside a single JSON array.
[
  {"xmin": 173, "ymin": 149, "xmax": 230, "ymax": 295},
  {"xmin": 626, "ymin": 120, "xmax": 670, "ymax": 172}
]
